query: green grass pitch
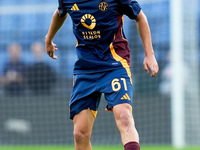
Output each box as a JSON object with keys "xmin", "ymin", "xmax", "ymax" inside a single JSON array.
[{"xmin": 0, "ymin": 145, "xmax": 200, "ymax": 150}]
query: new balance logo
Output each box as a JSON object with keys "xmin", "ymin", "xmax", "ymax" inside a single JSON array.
[
  {"xmin": 71, "ymin": 3, "xmax": 79, "ymax": 11},
  {"xmin": 121, "ymin": 93, "xmax": 131, "ymax": 100}
]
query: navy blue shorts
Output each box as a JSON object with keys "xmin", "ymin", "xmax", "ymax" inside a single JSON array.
[{"xmin": 69, "ymin": 68, "xmax": 133, "ymax": 119}]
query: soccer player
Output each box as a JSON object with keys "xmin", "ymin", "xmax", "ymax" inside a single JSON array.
[{"xmin": 45, "ymin": 0, "xmax": 159, "ymax": 150}]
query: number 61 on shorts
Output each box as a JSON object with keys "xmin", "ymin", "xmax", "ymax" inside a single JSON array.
[{"xmin": 111, "ymin": 78, "xmax": 127, "ymax": 92}]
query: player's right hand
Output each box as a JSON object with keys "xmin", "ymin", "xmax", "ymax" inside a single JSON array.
[{"xmin": 45, "ymin": 37, "xmax": 58, "ymax": 59}]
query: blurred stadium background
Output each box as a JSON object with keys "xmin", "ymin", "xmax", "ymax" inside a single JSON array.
[{"xmin": 0, "ymin": 0, "xmax": 199, "ymax": 149}]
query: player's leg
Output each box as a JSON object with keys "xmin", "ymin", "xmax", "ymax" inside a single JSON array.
[
  {"xmin": 73, "ymin": 108, "xmax": 95, "ymax": 150},
  {"xmin": 113, "ymin": 103, "xmax": 140, "ymax": 150},
  {"xmin": 70, "ymin": 74, "xmax": 101, "ymax": 150},
  {"xmin": 101, "ymin": 68, "xmax": 140, "ymax": 150}
]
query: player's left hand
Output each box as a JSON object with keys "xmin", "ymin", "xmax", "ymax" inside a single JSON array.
[
  {"xmin": 45, "ymin": 37, "xmax": 58, "ymax": 59},
  {"xmin": 143, "ymin": 54, "xmax": 159, "ymax": 77}
]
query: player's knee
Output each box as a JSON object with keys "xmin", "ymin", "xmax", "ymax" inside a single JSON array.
[
  {"xmin": 117, "ymin": 112, "xmax": 133, "ymax": 129},
  {"xmin": 73, "ymin": 129, "xmax": 91, "ymax": 143}
]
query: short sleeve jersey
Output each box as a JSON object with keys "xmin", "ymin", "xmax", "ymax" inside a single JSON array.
[{"xmin": 58, "ymin": 0, "xmax": 141, "ymax": 74}]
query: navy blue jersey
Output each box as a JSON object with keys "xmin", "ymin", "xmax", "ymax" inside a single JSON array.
[{"xmin": 58, "ymin": 0, "xmax": 141, "ymax": 74}]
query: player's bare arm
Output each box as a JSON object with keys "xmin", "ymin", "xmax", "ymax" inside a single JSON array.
[
  {"xmin": 45, "ymin": 9, "xmax": 68, "ymax": 59},
  {"xmin": 135, "ymin": 10, "xmax": 159, "ymax": 77}
]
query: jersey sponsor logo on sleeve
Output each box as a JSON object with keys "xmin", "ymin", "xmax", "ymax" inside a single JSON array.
[{"xmin": 71, "ymin": 3, "xmax": 79, "ymax": 11}]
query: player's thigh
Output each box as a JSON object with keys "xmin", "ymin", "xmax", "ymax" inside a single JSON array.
[{"xmin": 73, "ymin": 108, "xmax": 95, "ymax": 135}]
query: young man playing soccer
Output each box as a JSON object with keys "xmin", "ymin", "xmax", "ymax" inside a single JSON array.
[{"xmin": 45, "ymin": 0, "xmax": 159, "ymax": 150}]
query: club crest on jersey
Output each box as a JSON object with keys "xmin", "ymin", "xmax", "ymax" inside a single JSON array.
[
  {"xmin": 81, "ymin": 14, "xmax": 96, "ymax": 30},
  {"xmin": 99, "ymin": 1, "xmax": 109, "ymax": 11}
]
